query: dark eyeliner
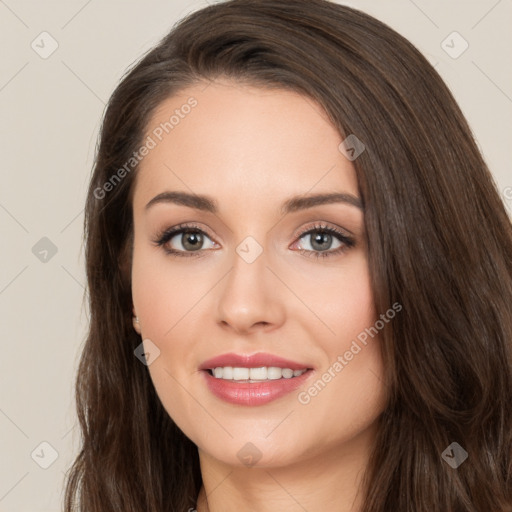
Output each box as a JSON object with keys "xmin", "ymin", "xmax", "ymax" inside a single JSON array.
[
  {"xmin": 294, "ymin": 223, "xmax": 355, "ymax": 259},
  {"xmin": 152, "ymin": 222, "xmax": 209, "ymax": 258}
]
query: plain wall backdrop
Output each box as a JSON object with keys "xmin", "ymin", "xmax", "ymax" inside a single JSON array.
[{"xmin": 0, "ymin": 0, "xmax": 510, "ymax": 510}]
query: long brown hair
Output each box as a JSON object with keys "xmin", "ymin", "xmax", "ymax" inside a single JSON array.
[{"xmin": 63, "ymin": 1, "xmax": 512, "ymax": 510}]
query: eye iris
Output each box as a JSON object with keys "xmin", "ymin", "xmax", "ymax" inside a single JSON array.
[
  {"xmin": 311, "ymin": 232, "xmax": 332, "ymax": 251},
  {"xmin": 182, "ymin": 230, "xmax": 203, "ymax": 251}
]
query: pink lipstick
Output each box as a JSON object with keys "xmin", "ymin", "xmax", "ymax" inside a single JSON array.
[{"xmin": 199, "ymin": 352, "xmax": 314, "ymax": 406}]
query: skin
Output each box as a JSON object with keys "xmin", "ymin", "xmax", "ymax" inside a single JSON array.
[{"xmin": 131, "ymin": 79, "xmax": 389, "ymax": 512}]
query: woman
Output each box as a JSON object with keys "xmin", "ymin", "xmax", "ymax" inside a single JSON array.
[{"xmin": 64, "ymin": 0, "xmax": 512, "ymax": 510}]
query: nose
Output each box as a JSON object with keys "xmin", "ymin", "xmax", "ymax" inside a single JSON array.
[{"xmin": 215, "ymin": 246, "xmax": 286, "ymax": 335}]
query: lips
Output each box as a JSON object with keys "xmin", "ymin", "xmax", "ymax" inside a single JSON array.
[{"xmin": 199, "ymin": 352, "xmax": 315, "ymax": 406}]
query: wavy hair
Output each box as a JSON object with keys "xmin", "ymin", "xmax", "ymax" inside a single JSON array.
[{"xmin": 64, "ymin": 0, "xmax": 512, "ymax": 510}]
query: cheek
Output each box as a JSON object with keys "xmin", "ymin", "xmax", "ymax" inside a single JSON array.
[
  {"xmin": 131, "ymin": 244, "xmax": 215, "ymax": 424},
  {"xmin": 131, "ymin": 250, "xmax": 202, "ymax": 434},
  {"xmin": 302, "ymin": 252, "xmax": 376, "ymax": 344},
  {"xmin": 131, "ymin": 244, "xmax": 209, "ymax": 337},
  {"xmin": 295, "ymin": 253, "xmax": 386, "ymax": 427}
]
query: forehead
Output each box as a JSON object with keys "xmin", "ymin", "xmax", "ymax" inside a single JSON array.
[{"xmin": 132, "ymin": 80, "xmax": 359, "ymax": 213}]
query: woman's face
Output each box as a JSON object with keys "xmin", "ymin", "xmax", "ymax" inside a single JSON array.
[{"xmin": 131, "ymin": 79, "xmax": 388, "ymax": 468}]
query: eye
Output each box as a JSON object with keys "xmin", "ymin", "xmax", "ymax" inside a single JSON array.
[
  {"xmin": 292, "ymin": 223, "xmax": 355, "ymax": 259},
  {"xmin": 152, "ymin": 223, "xmax": 217, "ymax": 257},
  {"xmin": 153, "ymin": 222, "xmax": 355, "ymax": 259}
]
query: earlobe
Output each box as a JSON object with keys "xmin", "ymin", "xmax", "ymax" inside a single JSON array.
[{"xmin": 132, "ymin": 311, "xmax": 141, "ymax": 334}]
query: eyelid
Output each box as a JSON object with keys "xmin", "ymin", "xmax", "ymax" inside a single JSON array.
[
  {"xmin": 292, "ymin": 221, "xmax": 354, "ymax": 241},
  {"xmin": 154, "ymin": 222, "xmax": 217, "ymax": 241}
]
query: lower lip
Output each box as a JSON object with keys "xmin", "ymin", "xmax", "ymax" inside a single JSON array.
[{"xmin": 202, "ymin": 369, "xmax": 313, "ymax": 406}]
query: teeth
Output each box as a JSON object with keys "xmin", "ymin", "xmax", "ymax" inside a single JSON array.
[
  {"xmin": 210, "ymin": 366, "xmax": 307, "ymax": 381},
  {"xmin": 249, "ymin": 367, "xmax": 267, "ymax": 380},
  {"xmin": 267, "ymin": 367, "xmax": 282, "ymax": 380},
  {"xmin": 233, "ymin": 367, "xmax": 249, "ymax": 380}
]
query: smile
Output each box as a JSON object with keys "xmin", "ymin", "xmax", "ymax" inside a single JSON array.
[{"xmin": 199, "ymin": 352, "xmax": 314, "ymax": 406}]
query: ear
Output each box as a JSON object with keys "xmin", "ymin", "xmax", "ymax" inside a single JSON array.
[
  {"xmin": 132, "ymin": 316, "xmax": 141, "ymax": 334},
  {"xmin": 132, "ymin": 307, "xmax": 141, "ymax": 334}
]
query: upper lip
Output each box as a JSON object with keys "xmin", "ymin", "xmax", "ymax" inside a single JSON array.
[{"xmin": 199, "ymin": 352, "xmax": 313, "ymax": 371}]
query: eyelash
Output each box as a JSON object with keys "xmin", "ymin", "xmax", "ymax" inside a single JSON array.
[{"xmin": 152, "ymin": 222, "xmax": 355, "ymax": 259}]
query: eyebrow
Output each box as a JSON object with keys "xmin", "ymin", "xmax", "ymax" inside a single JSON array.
[{"xmin": 144, "ymin": 190, "xmax": 363, "ymax": 214}]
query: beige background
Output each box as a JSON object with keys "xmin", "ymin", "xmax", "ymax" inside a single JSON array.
[{"xmin": 0, "ymin": 0, "xmax": 510, "ymax": 510}]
